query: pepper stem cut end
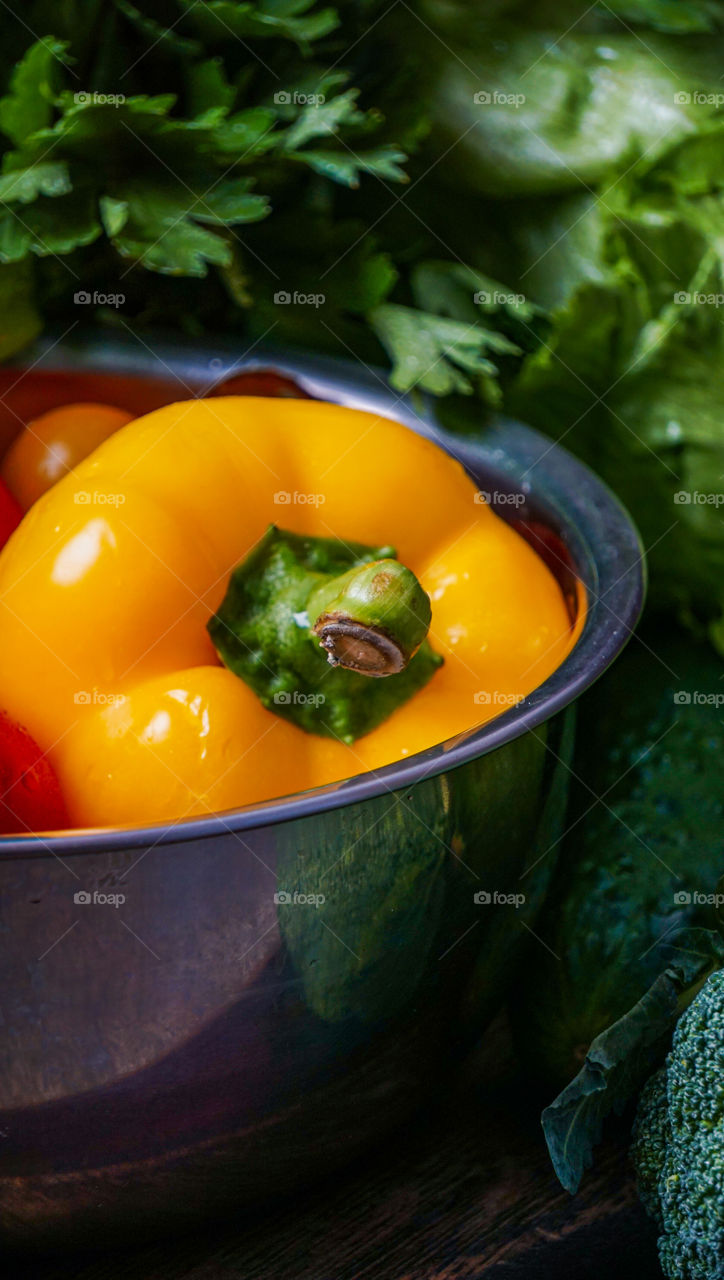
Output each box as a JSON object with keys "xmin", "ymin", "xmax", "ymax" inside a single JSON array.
[
  {"xmin": 313, "ymin": 615, "xmax": 406, "ymax": 676},
  {"xmin": 308, "ymin": 558, "xmax": 432, "ymax": 677}
]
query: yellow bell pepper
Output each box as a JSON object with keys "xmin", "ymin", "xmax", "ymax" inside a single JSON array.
[{"xmin": 0, "ymin": 398, "xmax": 579, "ymax": 828}]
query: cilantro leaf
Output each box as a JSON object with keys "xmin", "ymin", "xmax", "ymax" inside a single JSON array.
[
  {"xmin": 0, "ymin": 162, "xmax": 71, "ymax": 203},
  {"xmin": 279, "ymin": 89, "xmax": 365, "ymax": 150},
  {"xmin": 0, "ymin": 37, "xmax": 68, "ymax": 146},
  {"xmin": 108, "ymin": 179, "xmax": 238, "ymax": 275},
  {"xmin": 293, "ymin": 145, "xmax": 407, "ymax": 187},
  {"xmin": 0, "ymin": 186, "xmax": 101, "ymax": 262},
  {"xmin": 369, "ymin": 302, "xmax": 519, "ymax": 397},
  {"xmin": 179, "ymin": 0, "xmax": 339, "ymax": 51}
]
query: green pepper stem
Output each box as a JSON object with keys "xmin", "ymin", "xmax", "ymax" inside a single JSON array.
[{"xmin": 307, "ymin": 558, "xmax": 432, "ymax": 677}]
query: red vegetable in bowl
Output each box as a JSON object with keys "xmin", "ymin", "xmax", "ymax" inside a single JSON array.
[
  {"xmin": 207, "ymin": 369, "xmax": 310, "ymax": 398},
  {"xmin": 0, "ymin": 711, "xmax": 68, "ymax": 834},
  {"xmin": 2, "ymin": 402, "xmax": 134, "ymax": 511},
  {"xmin": 0, "ymin": 477, "xmax": 22, "ymax": 549}
]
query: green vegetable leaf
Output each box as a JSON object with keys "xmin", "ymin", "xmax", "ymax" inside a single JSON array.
[
  {"xmin": 542, "ymin": 929, "xmax": 724, "ymax": 1194},
  {"xmin": 0, "ymin": 38, "xmax": 68, "ymax": 146},
  {"xmin": 179, "ymin": 0, "xmax": 339, "ymax": 50},
  {"xmin": 185, "ymin": 56, "xmax": 237, "ymax": 116},
  {"xmin": 0, "ymin": 162, "xmax": 71, "ymax": 203},
  {"xmin": 280, "ymin": 89, "xmax": 365, "ymax": 151},
  {"xmin": 292, "ymin": 145, "xmax": 408, "ymax": 187},
  {"xmin": 341, "ymin": 249, "xmax": 398, "ymax": 313},
  {"xmin": 411, "ymin": 260, "xmax": 547, "ymax": 368},
  {"xmin": 602, "ymin": 0, "xmax": 724, "ymax": 33},
  {"xmin": 0, "ymin": 186, "xmax": 101, "ymax": 262},
  {"xmin": 0, "ymin": 261, "xmax": 41, "ymax": 358},
  {"xmin": 189, "ymin": 177, "xmax": 268, "ymax": 225},
  {"xmin": 212, "ymin": 107, "xmax": 277, "ymax": 155},
  {"xmin": 506, "ymin": 115, "xmax": 724, "ymax": 650},
  {"xmin": 370, "ymin": 302, "xmax": 518, "ymax": 396},
  {"xmin": 114, "ymin": 0, "xmax": 201, "ymax": 56},
  {"xmin": 412, "ymin": 260, "xmax": 541, "ymax": 325},
  {"xmin": 53, "ymin": 91, "xmax": 178, "ymax": 133},
  {"xmin": 99, "ymin": 194, "xmax": 128, "ymax": 237},
  {"xmin": 109, "ymin": 179, "xmax": 235, "ymax": 275}
]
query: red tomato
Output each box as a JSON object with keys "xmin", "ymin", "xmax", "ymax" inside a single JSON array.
[
  {"xmin": 511, "ymin": 518, "xmax": 578, "ymax": 623},
  {"xmin": 0, "ymin": 711, "xmax": 69, "ymax": 834},
  {"xmin": 0, "ymin": 477, "xmax": 22, "ymax": 549},
  {"xmin": 207, "ymin": 370, "xmax": 311, "ymax": 399}
]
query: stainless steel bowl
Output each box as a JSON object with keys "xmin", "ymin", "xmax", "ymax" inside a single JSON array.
[{"xmin": 0, "ymin": 335, "xmax": 644, "ymax": 1249}]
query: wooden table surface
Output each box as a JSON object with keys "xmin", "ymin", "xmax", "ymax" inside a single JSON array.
[{"xmin": 17, "ymin": 1019, "xmax": 661, "ymax": 1280}]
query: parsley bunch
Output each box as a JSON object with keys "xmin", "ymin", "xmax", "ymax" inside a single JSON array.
[{"xmin": 0, "ymin": 0, "xmax": 515, "ymax": 398}]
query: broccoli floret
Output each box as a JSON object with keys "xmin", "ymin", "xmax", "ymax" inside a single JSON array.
[
  {"xmin": 633, "ymin": 1068, "xmax": 669, "ymax": 1226},
  {"xmin": 631, "ymin": 969, "xmax": 724, "ymax": 1279}
]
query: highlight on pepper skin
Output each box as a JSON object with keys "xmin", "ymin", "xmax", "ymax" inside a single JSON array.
[{"xmin": 0, "ymin": 395, "xmax": 582, "ymax": 832}]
